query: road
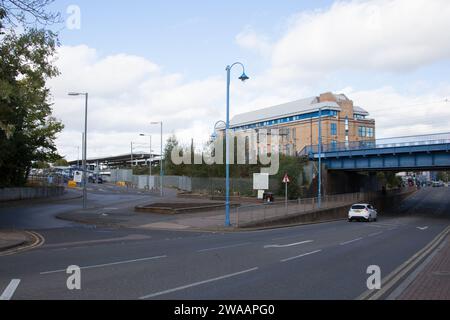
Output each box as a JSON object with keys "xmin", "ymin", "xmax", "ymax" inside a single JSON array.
[{"xmin": 0, "ymin": 186, "xmax": 449, "ymax": 299}]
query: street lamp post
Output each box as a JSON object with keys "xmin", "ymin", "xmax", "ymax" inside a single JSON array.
[
  {"xmin": 225, "ymin": 63, "xmax": 249, "ymax": 227},
  {"xmin": 140, "ymin": 133, "xmax": 152, "ymax": 190},
  {"xmin": 151, "ymin": 122, "xmax": 163, "ymax": 197},
  {"xmin": 212, "ymin": 120, "xmax": 226, "ymax": 140},
  {"xmin": 318, "ymin": 107, "xmax": 322, "ymax": 208},
  {"xmin": 68, "ymin": 92, "xmax": 88, "ymax": 209}
]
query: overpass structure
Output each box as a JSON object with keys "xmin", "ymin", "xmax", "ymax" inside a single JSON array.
[
  {"xmin": 299, "ymin": 132, "xmax": 450, "ymax": 171},
  {"xmin": 67, "ymin": 152, "xmax": 160, "ymax": 168}
]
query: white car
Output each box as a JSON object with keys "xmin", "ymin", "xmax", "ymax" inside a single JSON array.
[{"xmin": 348, "ymin": 204, "xmax": 378, "ymax": 222}]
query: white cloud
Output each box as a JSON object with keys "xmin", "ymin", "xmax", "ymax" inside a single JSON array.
[
  {"xmin": 51, "ymin": 1, "xmax": 450, "ymax": 160},
  {"xmin": 342, "ymin": 86, "xmax": 450, "ymax": 138},
  {"xmin": 50, "ymin": 45, "xmax": 227, "ymax": 160},
  {"xmin": 235, "ymin": 26, "xmax": 272, "ymax": 57},
  {"xmin": 270, "ymin": 0, "xmax": 450, "ymax": 80}
]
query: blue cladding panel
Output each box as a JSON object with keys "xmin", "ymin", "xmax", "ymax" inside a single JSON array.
[{"xmin": 323, "ymin": 152, "xmax": 450, "ymax": 170}]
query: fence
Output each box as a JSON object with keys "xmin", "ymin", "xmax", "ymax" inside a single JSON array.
[
  {"xmin": 27, "ymin": 174, "xmax": 65, "ymax": 187},
  {"xmin": 234, "ymin": 191, "xmax": 381, "ymax": 227}
]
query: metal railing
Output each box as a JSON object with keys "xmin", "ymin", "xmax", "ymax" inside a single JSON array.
[
  {"xmin": 299, "ymin": 132, "xmax": 450, "ymax": 156},
  {"xmin": 26, "ymin": 174, "xmax": 65, "ymax": 187}
]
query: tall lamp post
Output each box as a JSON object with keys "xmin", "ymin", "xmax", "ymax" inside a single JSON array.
[
  {"xmin": 225, "ymin": 63, "xmax": 249, "ymax": 227},
  {"xmin": 68, "ymin": 92, "xmax": 88, "ymax": 209},
  {"xmin": 140, "ymin": 133, "xmax": 152, "ymax": 190},
  {"xmin": 318, "ymin": 107, "xmax": 322, "ymax": 208},
  {"xmin": 151, "ymin": 121, "xmax": 163, "ymax": 197},
  {"xmin": 212, "ymin": 120, "xmax": 226, "ymax": 140}
]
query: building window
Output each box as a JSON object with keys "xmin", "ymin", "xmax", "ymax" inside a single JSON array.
[
  {"xmin": 331, "ymin": 140, "xmax": 337, "ymax": 150},
  {"xmin": 358, "ymin": 126, "xmax": 374, "ymax": 138},
  {"xmin": 331, "ymin": 123, "xmax": 337, "ymax": 136}
]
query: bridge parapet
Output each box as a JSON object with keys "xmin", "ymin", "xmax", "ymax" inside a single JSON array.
[{"xmin": 299, "ymin": 132, "xmax": 450, "ymax": 159}]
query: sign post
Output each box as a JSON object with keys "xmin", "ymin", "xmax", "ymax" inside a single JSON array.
[{"xmin": 282, "ymin": 173, "xmax": 290, "ymax": 211}]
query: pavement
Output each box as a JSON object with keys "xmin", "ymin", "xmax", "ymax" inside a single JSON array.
[
  {"xmin": 0, "ymin": 230, "xmax": 29, "ymax": 252},
  {"xmin": 396, "ymin": 233, "xmax": 450, "ymax": 299},
  {"xmin": 0, "ymin": 184, "xmax": 449, "ymax": 299}
]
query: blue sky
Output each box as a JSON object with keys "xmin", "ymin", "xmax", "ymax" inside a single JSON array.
[
  {"xmin": 45, "ymin": 0, "xmax": 450, "ymax": 159},
  {"xmin": 51, "ymin": 0, "xmax": 335, "ymax": 78}
]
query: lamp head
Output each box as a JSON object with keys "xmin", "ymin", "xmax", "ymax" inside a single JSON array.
[
  {"xmin": 238, "ymin": 72, "xmax": 249, "ymax": 82},
  {"xmin": 68, "ymin": 92, "xmax": 80, "ymax": 96}
]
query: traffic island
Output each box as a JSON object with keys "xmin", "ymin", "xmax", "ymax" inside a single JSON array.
[
  {"xmin": 135, "ymin": 202, "xmax": 240, "ymax": 214},
  {"xmin": 0, "ymin": 230, "xmax": 44, "ymax": 256}
]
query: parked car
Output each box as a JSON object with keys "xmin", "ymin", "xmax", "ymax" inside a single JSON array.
[
  {"xmin": 348, "ymin": 204, "xmax": 378, "ymax": 222},
  {"xmin": 432, "ymin": 181, "xmax": 444, "ymax": 187},
  {"xmin": 88, "ymin": 175, "xmax": 103, "ymax": 184}
]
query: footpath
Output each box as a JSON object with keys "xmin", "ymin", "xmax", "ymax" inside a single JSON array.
[
  {"xmin": 0, "ymin": 230, "xmax": 44, "ymax": 256},
  {"xmin": 396, "ymin": 233, "xmax": 450, "ymax": 300}
]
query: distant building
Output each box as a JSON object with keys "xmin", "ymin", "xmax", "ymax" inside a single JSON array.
[{"xmin": 219, "ymin": 92, "xmax": 376, "ymax": 156}]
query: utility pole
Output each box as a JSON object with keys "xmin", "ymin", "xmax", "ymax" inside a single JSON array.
[
  {"xmin": 318, "ymin": 107, "xmax": 322, "ymax": 208},
  {"xmin": 130, "ymin": 142, "xmax": 133, "ymax": 168}
]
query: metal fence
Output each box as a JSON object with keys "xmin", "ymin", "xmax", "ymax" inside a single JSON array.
[
  {"xmin": 299, "ymin": 132, "xmax": 450, "ymax": 156},
  {"xmin": 26, "ymin": 174, "xmax": 65, "ymax": 187},
  {"xmin": 234, "ymin": 191, "xmax": 380, "ymax": 227}
]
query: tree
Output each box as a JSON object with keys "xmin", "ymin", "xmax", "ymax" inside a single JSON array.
[
  {"xmin": 53, "ymin": 158, "xmax": 69, "ymax": 167},
  {"xmin": 0, "ymin": 0, "xmax": 61, "ymax": 28},
  {"xmin": 0, "ymin": 20, "xmax": 63, "ymax": 186},
  {"xmin": 274, "ymin": 155, "xmax": 306, "ymax": 199}
]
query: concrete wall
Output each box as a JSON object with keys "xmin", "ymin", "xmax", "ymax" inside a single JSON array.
[
  {"xmin": 242, "ymin": 189, "xmax": 415, "ymax": 228},
  {"xmin": 0, "ymin": 186, "xmax": 65, "ymax": 202}
]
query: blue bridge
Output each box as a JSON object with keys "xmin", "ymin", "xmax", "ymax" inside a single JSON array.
[{"xmin": 300, "ymin": 132, "xmax": 450, "ymax": 171}]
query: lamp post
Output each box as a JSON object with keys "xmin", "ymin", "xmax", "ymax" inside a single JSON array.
[
  {"xmin": 212, "ymin": 120, "xmax": 226, "ymax": 140},
  {"xmin": 318, "ymin": 107, "xmax": 322, "ymax": 208},
  {"xmin": 68, "ymin": 92, "xmax": 88, "ymax": 209},
  {"xmin": 140, "ymin": 133, "xmax": 152, "ymax": 190},
  {"xmin": 151, "ymin": 121, "xmax": 163, "ymax": 197},
  {"xmin": 225, "ymin": 62, "xmax": 249, "ymax": 227}
]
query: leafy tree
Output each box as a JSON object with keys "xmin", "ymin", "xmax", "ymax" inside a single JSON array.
[
  {"xmin": 53, "ymin": 158, "xmax": 69, "ymax": 167},
  {"xmin": 0, "ymin": 0, "xmax": 61, "ymax": 28},
  {"xmin": 0, "ymin": 19, "xmax": 63, "ymax": 186},
  {"xmin": 436, "ymin": 171, "xmax": 449, "ymax": 182}
]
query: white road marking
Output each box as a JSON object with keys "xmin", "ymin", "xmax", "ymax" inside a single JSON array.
[
  {"xmin": 139, "ymin": 267, "xmax": 259, "ymax": 299},
  {"xmin": 417, "ymin": 226, "xmax": 429, "ymax": 231},
  {"xmin": 368, "ymin": 231, "xmax": 383, "ymax": 237},
  {"xmin": 340, "ymin": 237, "xmax": 363, "ymax": 246},
  {"xmin": 40, "ymin": 255, "xmax": 167, "ymax": 275},
  {"xmin": 264, "ymin": 240, "xmax": 313, "ymax": 249},
  {"xmin": 0, "ymin": 279, "xmax": 21, "ymax": 300},
  {"xmin": 197, "ymin": 242, "xmax": 252, "ymax": 253},
  {"xmin": 280, "ymin": 250, "xmax": 322, "ymax": 263}
]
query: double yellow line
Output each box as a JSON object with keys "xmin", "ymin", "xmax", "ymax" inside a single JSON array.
[
  {"xmin": 357, "ymin": 224, "xmax": 450, "ymax": 300},
  {"xmin": 0, "ymin": 231, "xmax": 45, "ymax": 257}
]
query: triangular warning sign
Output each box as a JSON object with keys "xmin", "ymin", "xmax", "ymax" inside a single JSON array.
[{"xmin": 282, "ymin": 173, "xmax": 290, "ymax": 183}]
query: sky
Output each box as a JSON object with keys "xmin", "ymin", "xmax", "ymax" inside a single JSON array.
[{"xmin": 45, "ymin": 0, "xmax": 450, "ymax": 161}]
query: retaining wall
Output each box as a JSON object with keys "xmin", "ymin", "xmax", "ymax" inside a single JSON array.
[
  {"xmin": 240, "ymin": 189, "xmax": 415, "ymax": 228},
  {"xmin": 0, "ymin": 186, "xmax": 65, "ymax": 202}
]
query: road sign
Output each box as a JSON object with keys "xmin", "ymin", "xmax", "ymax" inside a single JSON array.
[
  {"xmin": 253, "ymin": 173, "xmax": 269, "ymax": 190},
  {"xmin": 73, "ymin": 171, "xmax": 82, "ymax": 183},
  {"xmin": 282, "ymin": 173, "xmax": 290, "ymax": 210}
]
